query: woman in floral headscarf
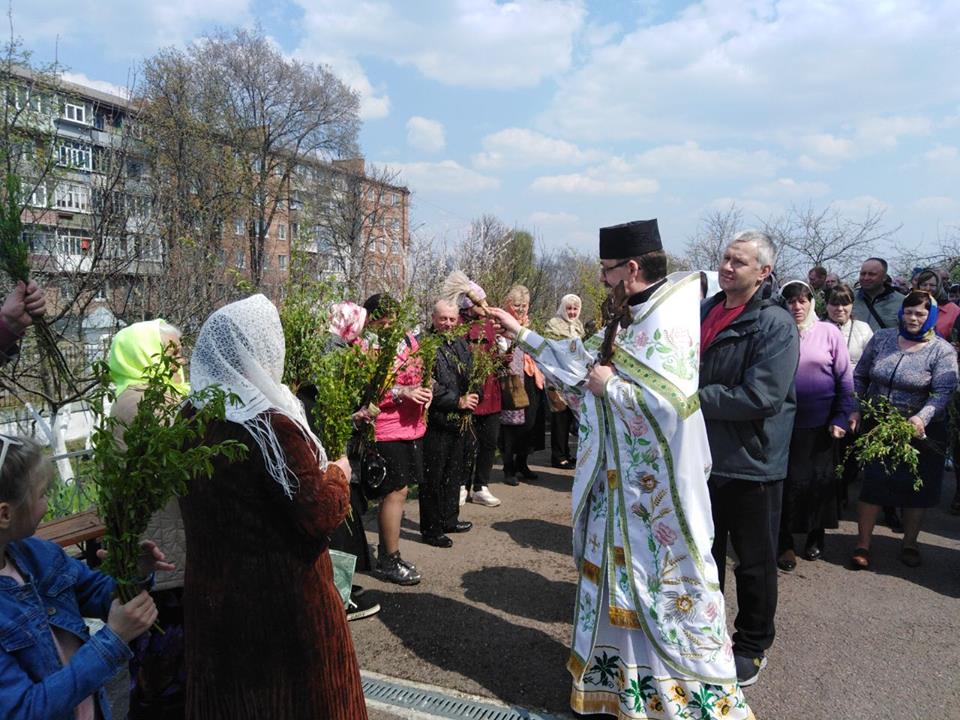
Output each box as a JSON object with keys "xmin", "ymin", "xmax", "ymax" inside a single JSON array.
[
  {"xmin": 180, "ymin": 295, "xmax": 365, "ymax": 720},
  {"xmin": 543, "ymin": 294, "xmax": 584, "ymax": 468},
  {"xmin": 107, "ymin": 319, "xmax": 189, "ymax": 718}
]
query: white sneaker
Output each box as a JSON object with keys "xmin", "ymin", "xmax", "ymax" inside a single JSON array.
[
  {"xmin": 469, "ymin": 486, "xmax": 501, "ymax": 507},
  {"xmin": 459, "ymin": 486, "xmax": 468, "ymax": 507}
]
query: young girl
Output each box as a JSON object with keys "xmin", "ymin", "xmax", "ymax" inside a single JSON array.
[{"xmin": 0, "ymin": 435, "xmax": 168, "ymax": 720}]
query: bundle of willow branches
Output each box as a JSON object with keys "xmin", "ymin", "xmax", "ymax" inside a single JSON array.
[{"xmin": 839, "ymin": 395, "xmax": 924, "ymax": 491}]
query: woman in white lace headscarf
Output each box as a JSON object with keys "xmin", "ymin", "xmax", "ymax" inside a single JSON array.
[{"xmin": 179, "ymin": 294, "xmax": 367, "ymax": 720}]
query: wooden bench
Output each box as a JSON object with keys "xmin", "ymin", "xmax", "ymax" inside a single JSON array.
[{"xmin": 36, "ymin": 509, "xmax": 106, "ymax": 548}]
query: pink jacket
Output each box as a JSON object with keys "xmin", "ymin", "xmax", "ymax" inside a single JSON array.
[{"xmin": 374, "ymin": 334, "xmax": 427, "ymax": 442}]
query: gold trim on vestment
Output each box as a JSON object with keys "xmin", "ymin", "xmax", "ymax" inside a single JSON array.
[
  {"xmin": 607, "ymin": 468, "xmax": 619, "ymax": 490},
  {"xmin": 567, "ymin": 652, "xmax": 587, "ymax": 680},
  {"xmin": 581, "ymin": 559, "xmax": 601, "ymax": 585},
  {"xmin": 570, "ymin": 688, "xmax": 624, "ymax": 717},
  {"xmin": 613, "ymin": 546, "xmax": 626, "ymax": 566},
  {"xmin": 608, "ymin": 605, "xmax": 642, "ymax": 628}
]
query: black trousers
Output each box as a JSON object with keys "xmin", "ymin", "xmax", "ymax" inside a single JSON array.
[
  {"xmin": 709, "ymin": 476, "xmax": 783, "ymax": 659},
  {"xmin": 550, "ymin": 408, "xmax": 574, "ymax": 463},
  {"xmin": 466, "ymin": 413, "xmax": 500, "ymax": 491},
  {"xmin": 421, "ymin": 427, "xmax": 466, "ymax": 535}
]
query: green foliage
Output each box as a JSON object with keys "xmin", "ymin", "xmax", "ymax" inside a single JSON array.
[
  {"xmin": 43, "ymin": 459, "xmax": 99, "ymax": 521},
  {"xmin": 308, "ymin": 344, "xmax": 374, "ymax": 456},
  {"xmin": 839, "ymin": 396, "xmax": 923, "ymax": 491},
  {"xmin": 358, "ymin": 295, "xmax": 420, "ymax": 413},
  {"xmin": 89, "ymin": 348, "xmax": 246, "ymax": 600},
  {"xmin": 0, "ymin": 172, "xmax": 29, "ymax": 282}
]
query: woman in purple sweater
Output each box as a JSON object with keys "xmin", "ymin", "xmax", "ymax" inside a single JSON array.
[{"xmin": 777, "ymin": 281, "xmax": 857, "ymax": 570}]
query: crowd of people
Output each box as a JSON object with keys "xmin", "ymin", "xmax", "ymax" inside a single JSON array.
[{"xmin": 0, "ymin": 228, "xmax": 958, "ymax": 719}]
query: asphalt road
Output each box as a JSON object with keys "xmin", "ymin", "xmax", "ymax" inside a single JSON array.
[{"xmin": 349, "ymin": 448, "xmax": 960, "ymax": 720}]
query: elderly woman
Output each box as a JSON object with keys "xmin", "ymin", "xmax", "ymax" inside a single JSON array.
[
  {"xmin": 179, "ymin": 295, "xmax": 366, "ymax": 719},
  {"xmin": 500, "ymin": 285, "xmax": 544, "ymax": 485},
  {"xmin": 850, "ymin": 291, "xmax": 958, "ymax": 570},
  {"xmin": 776, "ymin": 282, "xmax": 856, "ymax": 570},
  {"xmin": 914, "ymin": 268, "xmax": 960, "ymax": 339},
  {"xmin": 543, "ymin": 294, "xmax": 584, "ymax": 468},
  {"xmin": 107, "ymin": 319, "xmax": 189, "ymax": 718}
]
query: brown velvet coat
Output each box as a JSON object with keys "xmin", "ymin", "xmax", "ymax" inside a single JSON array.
[{"xmin": 179, "ymin": 411, "xmax": 367, "ymax": 720}]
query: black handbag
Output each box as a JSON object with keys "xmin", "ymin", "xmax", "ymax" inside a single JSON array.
[{"xmin": 359, "ymin": 441, "xmax": 388, "ymax": 495}]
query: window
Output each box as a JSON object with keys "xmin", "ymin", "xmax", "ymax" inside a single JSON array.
[
  {"xmin": 378, "ymin": 237, "xmax": 387, "ymax": 254},
  {"xmin": 235, "ymin": 250, "xmax": 245, "ymax": 268},
  {"xmin": 278, "ymin": 254, "xmax": 287, "ymax": 271},
  {"xmin": 235, "ymin": 218, "xmax": 244, "ymax": 236},
  {"xmin": 23, "ymin": 227, "xmax": 55, "ymax": 254},
  {"xmin": 54, "ymin": 184, "xmax": 91, "ymax": 212},
  {"xmin": 278, "ymin": 224, "xmax": 286, "ymax": 241},
  {"xmin": 390, "ymin": 238, "xmax": 399, "ymax": 254},
  {"xmin": 290, "ymin": 222, "xmax": 299, "ymax": 240},
  {"xmin": 57, "ymin": 142, "xmax": 93, "ymax": 171},
  {"xmin": 56, "ymin": 228, "xmax": 92, "ymax": 255},
  {"xmin": 63, "ymin": 102, "xmax": 88, "ymax": 124},
  {"xmin": 28, "ymin": 183, "xmax": 47, "ymax": 208}
]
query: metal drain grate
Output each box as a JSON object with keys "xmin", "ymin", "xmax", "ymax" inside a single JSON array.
[{"xmin": 361, "ymin": 673, "xmax": 563, "ymax": 720}]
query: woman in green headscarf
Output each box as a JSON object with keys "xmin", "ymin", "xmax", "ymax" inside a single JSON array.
[{"xmin": 106, "ymin": 319, "xmax": 189, "ymax": 718}]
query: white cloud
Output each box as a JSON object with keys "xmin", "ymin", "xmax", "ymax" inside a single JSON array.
[
  {"xmin": 385, "ymin": 160, "xmax": 499, "ymax": 193},
  {"xmin": 926, "ymin": 145, "xmax": 959, "ymax": 162},
  {"xmin": 830, "ymin": 195, "xmax": 890, "ymax": 216},
  {"xmin": 708, "ymin": 196, "xmax": 779, "ymax": 218},
  {"xmin": 531, "ymin": 174, "xmax": 657, "ymax": 195},
  {"xmin": 308, "ymin": 55, "xmax": 390, "ymax": 120},
  {"xmin": 854, "ymin": 115, "xmax": 932, "ymax": 150},
  {"xmin": 61, "ymin": 72, "xmax": 131, "ymax": 99},
  {"xmin": 798, "ymin": 134, "xmax": 855, "ymax": 161},
  {"xmin": 293, "ymin": 0, "xmax": 585, "ymax": 89},
  {"xmin": 746, "ymin": 178, "xmax": 830, "ymax": 199},
  {"xmin": 406, "ymin": 117, "xmax": 446, "ymax": 153},
  {"xmin": 913, "ymin": 196, "xmax": 959, "ymax": 213},
  {"xmin": 539, "ymin": 1, "xmax": 960, "ymax": 143},
  {"xmin": 17, "ymin": 0, "xmax": 253, "ymax": 60},
  {"xmin": 632, "ymin": 141, "xmax": 781, "ymax": 178},
  {"xmin": 472, "ymin": 128, "xmax": 602, "ymax": 169},
  {"xmin": 528, "ymin": 211, "xmax": 579, "ymax": 226}
]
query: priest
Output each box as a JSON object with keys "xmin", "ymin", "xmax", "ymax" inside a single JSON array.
[{"xmin": 489, "ymin": 220, "xmax": 753, "ymax": 720}]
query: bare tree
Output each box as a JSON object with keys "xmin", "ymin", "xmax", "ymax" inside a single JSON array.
[
  {"xmin": 763, "ymin": 203, "xmax": 899, "ymax": 282},
  {"xmin": 684, "ymin": 203, "xmax": 743, "ymax": 273}
]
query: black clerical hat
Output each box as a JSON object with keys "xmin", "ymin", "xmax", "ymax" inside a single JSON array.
[{"xmin": 599, "ymin": 219, "xmax": 662, "ymax": 259}]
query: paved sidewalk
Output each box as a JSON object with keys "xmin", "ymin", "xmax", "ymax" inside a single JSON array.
[{"xmin": 350, "ymin": 449, "xmax": 960, "ymax": 720}]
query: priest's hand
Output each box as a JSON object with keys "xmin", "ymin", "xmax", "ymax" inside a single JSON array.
[
  {"xmin": 486, "ymin": 307, "xmax": 520, "ymax": 338},
  {"xmin": 586, "ymin": 363, "xmax": 614, "ymax": 396}
]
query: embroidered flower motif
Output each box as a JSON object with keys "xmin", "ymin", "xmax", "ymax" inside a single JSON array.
[
  {"xmin": 704, "ymin": 601, "xmax": 719, "ymax": 622},
  {"xmin": 627, "ymin": 414, "xmax": 649, "ymax": 437},
  {"xmin": 663, "ymin": 590, "xmax": 700, "ymax": 623},
  {"xmin": 647, "ymin": 694, "xmax": 664, "ymax": 713},
  {"xmin": 716, "ymin": 697, "xmax": 734, "ymax": 716},
  {"xmin": 630, "ymin": 502, "xmax": 650, "ymax": 521},
  {"xmin": 637, "ymin": 473, "xmax": 658, "ymax": 493},
  {"xmin": 665, "ymin": 327, "xmax": 694, "ymax": 350},
  {"xmin": 668, "ymin": 684, "xmax": 688, "ymax": 704},
  {"xmin": 722, "ymin": 638, "xmax": 734, "ymax": 659},
  {"xmin": 568, "ymin": 394, "xmax": 582, "ymax": 412},
  {"xmin": 653, "ymin": 522, "xmax": 678, "ymax": 546},
  {"xmin": 634, "ymin": 330, "xmax": 649, "ymax": 349}
]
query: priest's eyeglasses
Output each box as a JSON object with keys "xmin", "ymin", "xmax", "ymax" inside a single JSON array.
[{"xmin": 599, "ymin": 259, "xmax": 631, "ymax": 277}]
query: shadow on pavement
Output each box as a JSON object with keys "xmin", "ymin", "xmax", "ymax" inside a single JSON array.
[
  {"xmin": 460, "ymin": 566, "xmax": 576, "ymax": 624},
  {"xmin": 376, "ymin": 592, "xmax": 571, "ymax": 713},
  {"xmin": 820, "ymin": 532, "xmax": 960, "ymax": 598},
  {"xmin": 491, "ymin": 518, "xmax": 572, "ymax": 555}
]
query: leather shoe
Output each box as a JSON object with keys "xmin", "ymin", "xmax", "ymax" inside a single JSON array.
[
  {"xmin": 443, "ymin": 521, "xmax": 472, "ymax": 533},
  {"xmin": 552, "ymin": 458, "xmax": 572, "ymax": 469},
  {"xmin": 803, "ymin": 545, "xmax": 822, "ymax": 561},
  {"xmin": 777, "ymin": 551, "xmax": 797, "ymax": 571},
  {"xmin": 503, "ymin": 474, "xmax": 519, "ymax": 486},
  {"xmin": 517, "ymin": 467, "xmax": 539, "ymax": 480},
  {"xmin": 421, "ymin": 534, "xmax": 453, "ymax": 548}
]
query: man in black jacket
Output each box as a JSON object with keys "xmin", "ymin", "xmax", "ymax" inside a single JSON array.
[
  {"xmin": 419, "ymin": 299, "xmax": 478, "ymax": 547},
  {"xmin": 699, "ymin": 230, "xmax": 800, "ymax": 687}
]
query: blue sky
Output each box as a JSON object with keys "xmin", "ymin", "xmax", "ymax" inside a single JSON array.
[{"xmin": 15, "ymin": 0, "xmax": 960, "ymax": 265}]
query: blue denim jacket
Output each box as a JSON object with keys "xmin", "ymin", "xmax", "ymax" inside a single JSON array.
[{"xmin": 0, "ymin": 537, "xmax": 132, "ymax": 720}]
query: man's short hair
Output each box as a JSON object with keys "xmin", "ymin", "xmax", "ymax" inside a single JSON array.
[
  {"xmin": 863, "ymin": 257, "xmax": 888, "ymax": 274},
  {"xmin": 730, "ymin": 230, "xmax": 777, "ymax": 268},
  {"xmin": 627, "ymin": 250, "xmax": 667, "ymax": 283},
  {"xmin": 809, "ymin": 266, "xmax": 827, "ymax": 279}
]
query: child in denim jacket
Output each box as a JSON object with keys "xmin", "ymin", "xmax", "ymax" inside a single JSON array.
[{"xmin": 0, "ymin": 435, "xmax": 169, "ymax": 720}]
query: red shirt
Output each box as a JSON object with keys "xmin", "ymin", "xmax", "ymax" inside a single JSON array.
[{"xmin": 701, "ymin": 302, "xmax": 747, "ymax": 350}]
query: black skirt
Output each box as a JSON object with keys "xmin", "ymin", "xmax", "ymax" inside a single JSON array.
[
  {"xmin": 781, "ymin": 425, "xmax": 839, "ymax": 533},
  {"xmin": 860, "ymin": 421, "xmax": 946, "ymax": 508}
]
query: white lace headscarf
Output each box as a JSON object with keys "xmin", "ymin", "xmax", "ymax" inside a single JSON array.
[{"xmin": 190, "ymin": 294, "xmax": 328, "ymax": 498}]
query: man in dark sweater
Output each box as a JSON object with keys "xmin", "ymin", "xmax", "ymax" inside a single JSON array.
[
  {"xmin": 699, "ymin": 230, "xmax": 800, "ymax": 687},
  {"xmin": 419, "ymin": 299, "xmax": 477, "ymax": 547}
]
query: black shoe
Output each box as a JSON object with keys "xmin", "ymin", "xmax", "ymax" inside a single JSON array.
[
  {"xmin": 351, "ymin": 585, "xmax": 366, "ymax": 598},
  {"xmin": 517, "ymin": 467, "xmax": 539, "ymax": 480},
  {"xmin": 803, "ymin": 545, "xmax": 822, "ymax": 561},
  {"xmin": 443, "ymin": 521, "xmax": 473, "ymax": 533},
  {"xmin": 552, "ymin": 458, "xmax": 573, "ymax": 469},
  {"xmin": 374, "ymin": 551, "xmax": 422, "ymax": 585},
  {"xmin": 734, "ymin": 654, "xmax": 767, "ymax": 687},
  {"xmin": 421, "ymin": 533, "xmax": 453, "ymax": 548},
  {"xmin": 777, "ymin": 554, "xmax": 797, "ymax": 571},
  {"xmin": 346, "ymin": 592, "xmax": 381, "ymax": 621},
  {"xmin": 503, "ymin": 473, "xmax": 519, "ymax": 487}
]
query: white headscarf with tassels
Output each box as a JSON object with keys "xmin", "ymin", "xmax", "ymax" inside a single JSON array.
[{"xmin": 190, "ymin": 294, "xmax": 328, "ymax": 499}]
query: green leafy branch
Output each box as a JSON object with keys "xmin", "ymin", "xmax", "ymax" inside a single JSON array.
[
  {"xmin": 89, "ymin": 348, "xmax": 247, "ymax": 602},
  {"xmin": 838, "ymin": 396, "xmax": 923, "ymax": 491}
]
